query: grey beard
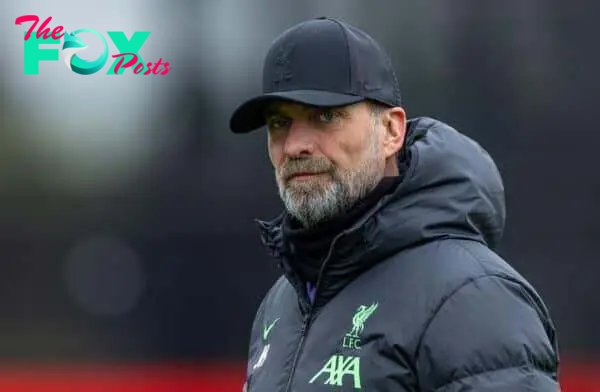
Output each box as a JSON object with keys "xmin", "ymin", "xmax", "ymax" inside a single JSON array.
[
  {"xmin": 279, "ymin": 179, "xmax": 350, "ymax": 228},
  {"xmin": 277, "ymin": 164, "xmax": 383, "ymax": 228},
  {"xmin": 276, "ymin": 125, "xmax": 384, "ymax": 228}
]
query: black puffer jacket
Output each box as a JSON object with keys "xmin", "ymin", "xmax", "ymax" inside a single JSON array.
[{"xmin": 245, "ymin": 117, "xmax": 560, "ymax": 391}]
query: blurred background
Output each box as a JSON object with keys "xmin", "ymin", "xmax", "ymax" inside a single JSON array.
[{"xmin": 0, "ymin": 0, "xmax": 598, "ymax": 390}]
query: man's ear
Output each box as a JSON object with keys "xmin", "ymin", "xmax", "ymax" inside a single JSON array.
[{"xmin": 382, "ymin": 106, "xmax": 407, "ymax": 158}]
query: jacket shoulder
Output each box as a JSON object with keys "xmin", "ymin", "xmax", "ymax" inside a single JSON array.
[
  {"xmin": 386, "ymin": 238, "xmax": 538, "ymax": 296},
  {"xmin": 415, "ymin": 273, "xmax": 559, "ymax": 390},
  {"xmin": 372, "ymin": 239, "xmax": 558, "ymax": 389}
]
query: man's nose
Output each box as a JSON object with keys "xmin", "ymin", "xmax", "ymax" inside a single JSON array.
[{"xmin": 283, "ymin": 121, "xmax": 316, "ymax": 157}]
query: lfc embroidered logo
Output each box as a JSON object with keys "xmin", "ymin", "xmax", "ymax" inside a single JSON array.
[{"xmin": 343, "ymin": 302, "xmax": 378, "ymax": 349}]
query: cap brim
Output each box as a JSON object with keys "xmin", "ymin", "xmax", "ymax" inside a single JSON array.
[{"xmin": 229, "ymin": 90, "xmax": 366, "ymax": 134}]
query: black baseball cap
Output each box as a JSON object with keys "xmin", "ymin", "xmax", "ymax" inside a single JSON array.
[{"xmin": 229, "ymin": 17, "xmax": 402, "ymax": 134}]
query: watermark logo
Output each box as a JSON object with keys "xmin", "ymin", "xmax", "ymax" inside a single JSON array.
[{"xmin": 15, "ymin": 15, "xmax": 172, "ymax": 75}]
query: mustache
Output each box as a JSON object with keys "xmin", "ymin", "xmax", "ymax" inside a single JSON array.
[{"xmin": 278, "ymin": 157, "xmax": 335, "ymax": 181}]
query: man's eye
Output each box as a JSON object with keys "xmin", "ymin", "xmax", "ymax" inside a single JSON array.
[
  {"xmin": 267, "ymin": 117, "xmax": 289, "ymax": 129},
  {"xmin": 318, "ymin": 110, "xmax": 339, "ymax": 123}
]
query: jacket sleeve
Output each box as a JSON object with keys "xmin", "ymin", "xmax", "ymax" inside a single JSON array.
[
  {"xmin": 415, "ymin": 275, "xmax": 560, "ymax": 391},
  {"xmin": 243, "ymin": 294, "xmax": 267, "ymax": 391}
]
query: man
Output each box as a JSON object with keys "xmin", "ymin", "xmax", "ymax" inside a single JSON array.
[{"xmin": 229, "ymin": 17, "xmax": 560, "ymax": 391}]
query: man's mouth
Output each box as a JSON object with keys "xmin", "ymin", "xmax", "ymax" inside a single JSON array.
[{"xmin": 287, "ymin": 172, "xmax": 327, "ymax": 181}]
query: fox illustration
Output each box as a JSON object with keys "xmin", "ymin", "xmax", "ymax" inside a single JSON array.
[
  {"xmin": 62, "ymin": 31, "xmax": 88, "ymax": 70},
  {"xmin": 61, "ymin": 29, "xmax": 109, "ymax": 75}
]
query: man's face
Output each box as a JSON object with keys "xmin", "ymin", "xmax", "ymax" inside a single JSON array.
[{"xmin": 265, "ymin": 101, "xmax": 387, "ymax": 228}]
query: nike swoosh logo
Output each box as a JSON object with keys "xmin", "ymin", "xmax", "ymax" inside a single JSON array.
[{"xmin": 263, "ymin": 318, "xmax": 280, "ymax": 341}]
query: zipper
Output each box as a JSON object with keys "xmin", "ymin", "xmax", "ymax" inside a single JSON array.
[
  {"xmin": 282, "ymin": 233, "xmax": 344, "ymax": 392},
  {"xmin": 282, "ymin": 312, "xmax": 311, "ymax": 392}
]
